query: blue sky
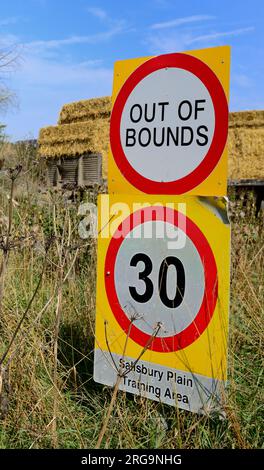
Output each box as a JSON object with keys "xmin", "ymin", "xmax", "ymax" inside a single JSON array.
[{"xmin": 0, "ymin": 0, "xmax": 263, "ymax": 140}]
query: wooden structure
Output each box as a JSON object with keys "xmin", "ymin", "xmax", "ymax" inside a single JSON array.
[{"xmin": 46, "ymin": 154, "xmax": 102, "ymax": 188}]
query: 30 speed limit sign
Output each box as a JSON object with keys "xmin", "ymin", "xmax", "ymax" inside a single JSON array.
[
  {"xmin": 108, "ymin": 46, "xmax": 230, "ymax": 196},
  {"xmin": 94, "ymin": 195, "xmax": 230, "ymax": 413}
]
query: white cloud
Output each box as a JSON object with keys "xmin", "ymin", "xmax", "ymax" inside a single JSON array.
[
  {"xmin": 146, "ymin": 33, "xmax": 190, "ymax": 54},
  {"xmin": 25, "ymin": 25, "xmax": 126, "ymax": 52},
  {"xmin": 16, "ymin": 54, "xmax": 112, "ymax": 87},
  {"xmin": 0, "ymin": 33, "xmax": 20, "ymax": 48},
  {"xmin": 87, "ymin": 7, "xmax": 108, "ymax": 21},
  {"xmin": 188, "ymin": 27, "xmax": 255, "ymax": 44},
  {"xmin": 146, "ymin": 25, "xmax": 255, "ymax": 54},
  {"xmin": 150, "ymin": 15, "xmax": 215, "ymax": 30},
  {"xmin": 86, "ymin": 5, "xmax": 129, "ymax": 35}
]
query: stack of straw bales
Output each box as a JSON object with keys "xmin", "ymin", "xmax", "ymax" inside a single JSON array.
[
  {"xmin": 38, "ymin": 97, "xmax": 111, "ymax": 177},
  {"xmin": 39, "ymin": 96, "xmax": 264, "ymax": 181}
]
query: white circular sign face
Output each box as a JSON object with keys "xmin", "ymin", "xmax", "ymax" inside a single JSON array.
[
  {"xmin": 114, "ymin": 221, "xmax": 205, "ymax": 338},
  {"xmin": 120, "ymin": 68, "xmax": 215, "ymax": 182}
]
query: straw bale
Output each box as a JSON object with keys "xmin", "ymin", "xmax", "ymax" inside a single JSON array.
[
  {"xmin": 229, "ymin": 110, "xmax": 264, "ymax": 129},
  {"xmin": 228, "ymin": 111, "xmax": 264, "ymax": 180},
  {"xmin": 58, "ymin": 96, "xmax": 111, "ymax": 125},
  {"xmin": 39, "ymin": 119, "xmax": 110, "ymax": 176}
]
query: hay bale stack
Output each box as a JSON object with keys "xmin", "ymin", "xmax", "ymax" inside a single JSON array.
[
  {"xmin": 39, "ymin": 96, "xmax": 111, "ymax": 177},
  {"xmin": 228, "ymin": 110, "xmax": 264, "ymax": 180},
  {"xmin": 39, "ymin": 119, "xmax": 109, "ymax": 173},
  {"xmin": 58, "ymin": 96, "xmax": 111, "ymax": 125}
]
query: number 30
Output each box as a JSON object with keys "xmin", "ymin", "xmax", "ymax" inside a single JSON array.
[{"xmin": 129, "ymin": 253, "xmax": 185, "ymax": 308}]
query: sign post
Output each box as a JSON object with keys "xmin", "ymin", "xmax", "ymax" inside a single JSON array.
[
  {"xmin": 94, "ymin": 45, "xmax": 231, "ymax": 414},
  {"xmin": 94, "ymin": 195, "xmax": 230, "ymax": 413},
  {"xmin": 108, "ymin": 46, "xmax": 230, "ymax": 195}
]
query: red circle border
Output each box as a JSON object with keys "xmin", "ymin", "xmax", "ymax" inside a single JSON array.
[
  {"xmin": 110, "ymin": 53, "xmax": 228, "ymax": 194},
  {"xmin": 105, "ymin": 207, "xmax": 218, "ymax": 352}
]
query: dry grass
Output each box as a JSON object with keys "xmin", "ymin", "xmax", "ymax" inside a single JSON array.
[{"xmin": 0, "ymin": 148, "xmax": 263, "ymax": 449}]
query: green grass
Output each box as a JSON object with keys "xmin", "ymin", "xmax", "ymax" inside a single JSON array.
[{"xmin": 0, "ymin": 163, "xmax": 263, "ymax": 449}]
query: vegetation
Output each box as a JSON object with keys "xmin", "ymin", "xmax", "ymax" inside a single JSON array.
[
  {"xmin": 0, "ymin": 144, "xmax": 263, "ymax": 449},
  {"xmin": 0, "ymin": 125, "xmax": 6, "ymax": 143}
]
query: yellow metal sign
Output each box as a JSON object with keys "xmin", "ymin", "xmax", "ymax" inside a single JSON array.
[
  {"xmin": 108, "ymin": 46, "xmax": 230, "ymax": 196},
  {"xmin": 94, "ymin": 194, "xmax": 230, "ymax": 413}
]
